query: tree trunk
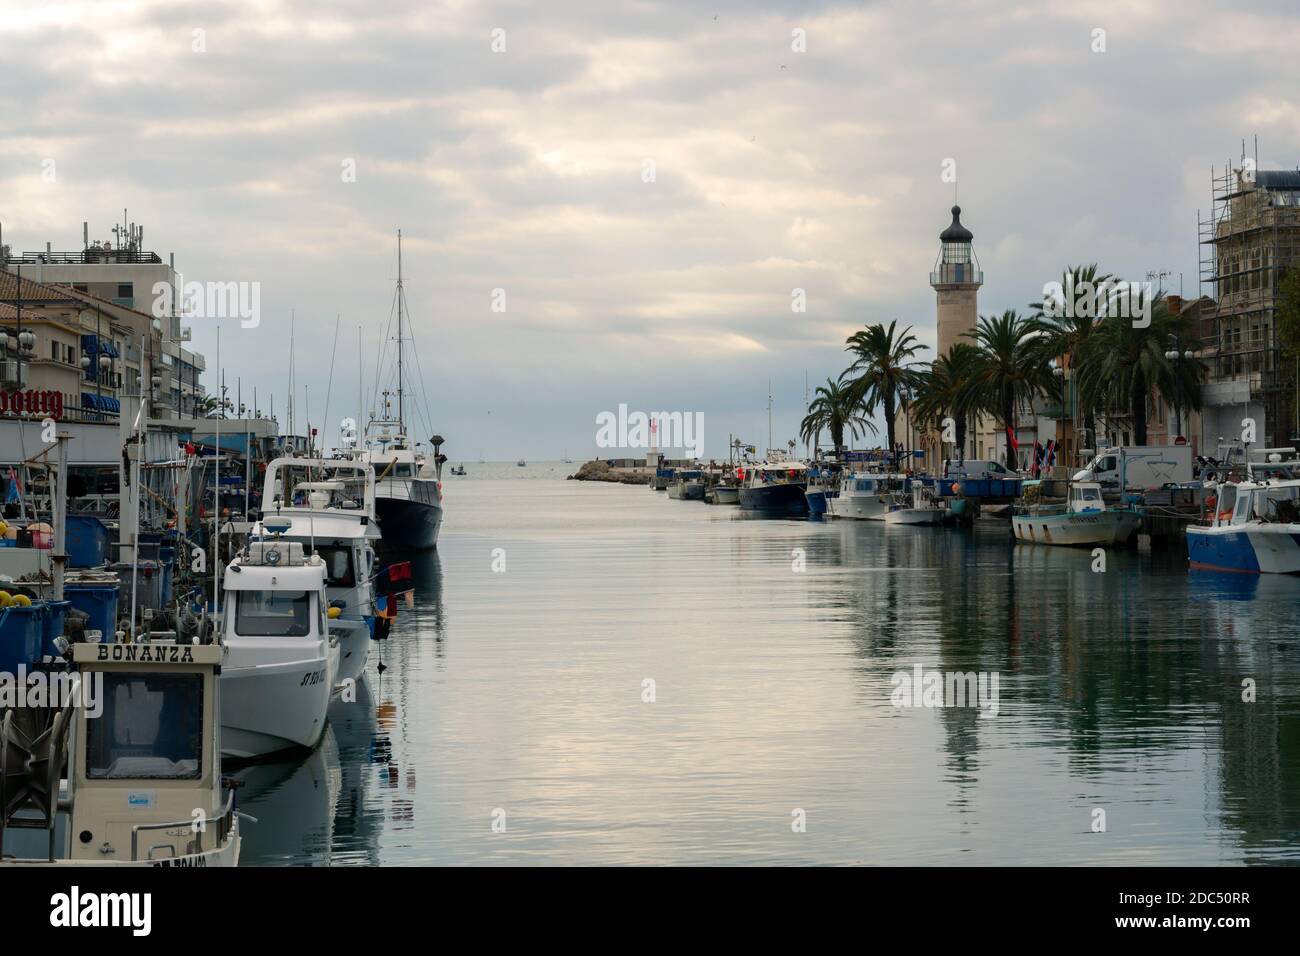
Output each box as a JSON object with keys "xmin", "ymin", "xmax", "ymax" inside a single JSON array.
[
  {"xmin": 884, "ymin": 394, "xmax": 896, "ymax": 470},
  {"xmin": 1131, "ymin": 373, "xmax": 1148, "ymax": 445},
  {"xmin": 1003, "ymin": 394, "xmax": 1016, "ymax": 470}
]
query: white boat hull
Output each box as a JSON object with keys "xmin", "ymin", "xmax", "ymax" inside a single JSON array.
[
  {"xmin": 332, "ymin": 618, "xmax": 370, "ymax": 687},
  {"xmin": 220, "ymin": 649, "xmax": 338, "ymax": 759},
  {"xmin": 829, "ymin": 493, "xmax": 893, "ymax": 520},
  {"xmin": 884, "ymin": 508, "xmax": 943, "ymax": 525},
  {"xmin": 1012, "ymin": 509, "xmax": 1141, "ymax": 546}
]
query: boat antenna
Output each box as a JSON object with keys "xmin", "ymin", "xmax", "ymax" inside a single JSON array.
[
  {"xmin": 322, "ymin": 313, "xmax": 340, "ymax": 454},
  {"xmin": 396, "ymin": 229, "xmax": 405, "ymax": 434}
]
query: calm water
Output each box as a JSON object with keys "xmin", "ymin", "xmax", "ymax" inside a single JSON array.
[{"xmin": 237, "ymin": 466, "xmax": 1300, "ymax": 865}]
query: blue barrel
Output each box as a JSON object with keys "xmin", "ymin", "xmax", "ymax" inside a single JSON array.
[
  {"xmin": 66, "ymin": 584, "xmax": 119, "ymax": 641},
  {"xmin": 0, "ymin": 601, "xmax": 66, "ymax": 671},
  {"xmin": 65, "ymin": 515, "xmax": 112, "ymax": 568},
  {"xmin": 0, "ymin": 604, "xmax": 44, "ymax": 672}
]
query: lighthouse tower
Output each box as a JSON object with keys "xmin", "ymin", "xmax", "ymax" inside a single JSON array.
[{"xmin": 930, "ymin": 205, "xmax": 982, "ymax": 357}]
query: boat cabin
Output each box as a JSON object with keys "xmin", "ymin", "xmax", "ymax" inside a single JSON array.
[
  {"xmin": 0, "ymin": 640, "xmax": 238, "ymax": 866},
  {"xmin": 1068, "ymin": 483, "xmax": 1106, "ymax": 514}
]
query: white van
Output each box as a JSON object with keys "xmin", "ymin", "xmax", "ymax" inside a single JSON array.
[{"xmin": 943, "ymin": 459, "xmax": 1017, "ymax": 480}]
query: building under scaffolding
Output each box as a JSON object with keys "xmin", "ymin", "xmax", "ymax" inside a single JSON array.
[{"xmin": 1198, "ymin": 162, "xmax": 1300, "ymax": 448}]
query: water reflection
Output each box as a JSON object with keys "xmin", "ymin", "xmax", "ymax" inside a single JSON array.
[{"xmin": 237, "ymin": 480, "xmax": 1300, "ymax": 865}]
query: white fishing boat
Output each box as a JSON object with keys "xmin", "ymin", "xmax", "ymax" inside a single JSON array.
[
  {"xmin": 828, "ymin": 472, "xmax": 906, "ymax": 521},
  {"xmin": 220, "ymin": 539, "xmax": 339, "ymax": 759},
  {"xmin": 256, "ymin": 458, "xmax": 380, "ymax": 688},
  {"xmin": 883, "ymin": 485, "xmax": 946, "ymax": 525},
  {"xmin": 1012, "ymin": 482, "xmax": 1141, "ymax": 547},
  {"xmin": 0, "ymin": 640, "xmax": 240, "ymax": 866}
]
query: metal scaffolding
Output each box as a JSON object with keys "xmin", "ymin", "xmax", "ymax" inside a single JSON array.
[{"xmin": 1198, "ymin": 155, "xmax": 1300, "ymax": 444}]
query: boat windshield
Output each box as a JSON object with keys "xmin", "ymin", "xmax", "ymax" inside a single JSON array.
[
  {"xmin": 85, "ymin": 674, "xmax": 203, "ymax": 780},
  {"xmin": 1253, "ymin": 486, "xmax": 1300, "ymax": 523},
  {"xmin": 235, "ymin": 590, "xmax": 312, "ymax": 637},
  {"xmin": 374, "ymin": 462, "xmax": 415, "ymax": 479}
]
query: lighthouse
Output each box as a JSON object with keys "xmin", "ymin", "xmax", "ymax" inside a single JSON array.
[{"xmin": 930, "ymin": 205, "xmax": 982, "ymax": 357}]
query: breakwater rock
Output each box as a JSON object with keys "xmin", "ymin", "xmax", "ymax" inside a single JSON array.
[{"xmin": 569, "ymin": 460, "xmax": 652, "ymax": 485}]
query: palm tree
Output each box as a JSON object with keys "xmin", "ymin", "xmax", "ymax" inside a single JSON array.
[
  {"xmin": 193, "ymin": 394, "xmax": 220, "ymax": 418},
  {"xmin": 1032, "ymin": 264, "xmax": 1113, "ymax": 455},
  {"xmin": 965, "ymin": 310, "xmax": 1058, "ymax": 469},
  {"xmin": 800, "ymin": 378, "xmax": 876, "ymax": 456},
  {"xmin": 911, "ymin": 343, "xmax": 985, "ymax": 462},
  {"xmin": 841, "ymin": 321, "xmax": 926, "ymax": 469},
  {"xmin": 1078, "ymin": 292, "xmax": 1204, "ymax": 445}
]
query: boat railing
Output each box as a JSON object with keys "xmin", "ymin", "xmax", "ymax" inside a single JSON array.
[{"xmin": 130, "ymin": 787, "xmax": 235, "ymax": 862}]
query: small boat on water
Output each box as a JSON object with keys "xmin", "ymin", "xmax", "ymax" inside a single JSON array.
[
  {"xmin": 738, "ymin": 457, "xmax": 809, "ymax": 516},
  {"xmin": 667, "ymin": 470, "xmax": 704, "ymax": 500},
  {"xmin": 220, "ymin": 539, "xmax": 339, "ymax": 760},
  {"xmin": 803, "ymin": 465, "xmax": 840, "ymax": 515},
  {"xmin": 883, "ymin": 485, "xmax": 946, "ymax": 525},
  {"xmin": 1187, "ymin": 477, "xmax": 1300, "ymax": 573},
  {"xmin": 0, "ymin": 639, "xmax": 240, "ymax": 866},
  {"xmin": 1012, "ymin": 481, "xmax": 1141, "ymax": 547},
  {"xmin": 828, "ymin": 472, "xmax": 906, "ymax": 521},
  {"xmin": 706, "ymin": 482, "xmax": 741, "ymax": 505},
  {"xmin": 517, "ymin": 460, "xmax": 526, "ymax": 467},
  {"xmin": 450, "ymin": 465, "xmax": 466, "ymax": 476},
  {"xmin": 651, "ymin": 466, "xmax": 675, "ymax": 491}
]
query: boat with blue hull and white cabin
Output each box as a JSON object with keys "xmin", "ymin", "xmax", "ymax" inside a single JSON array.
[
  {"xmin": 1187, "ymin": 478, "xmax": 1300, "ymax": 573},
  {"xmin": 1185, "ymin": 448, "xmax": 1300, "ymax": 573}
]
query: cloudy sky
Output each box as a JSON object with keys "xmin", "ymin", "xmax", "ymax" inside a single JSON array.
[{"xmin": 3, "ymin": 0, "xmax": 1299, "ymax": 459}]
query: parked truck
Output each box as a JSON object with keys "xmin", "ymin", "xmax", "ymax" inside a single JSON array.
[{"xmin": 1072, "ymin": 444, "xmax": 1193, "ymax": 489}]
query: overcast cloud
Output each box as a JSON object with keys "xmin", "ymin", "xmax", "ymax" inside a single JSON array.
[{"xmin": 3, "ymin": 0, "xmax": 1299, "ymax": 458}]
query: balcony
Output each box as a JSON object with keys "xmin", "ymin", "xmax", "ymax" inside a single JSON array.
[{"xmin": 930, "ymin": 263, "xmax": 983, "ymax": 287}]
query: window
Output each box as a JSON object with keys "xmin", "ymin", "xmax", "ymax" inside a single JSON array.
[
  {"xmin": 235, "ymin": 589, "xmax": 311, "ymax": 636},
  {"xmin": 317, "ymin": 545, "xmax": 355, "ymax": 587},
  {"xmin": 85, "ymin": 674, "xmax": 203, "ymax": 780},
  {"xmin": 117, "ymin": 283, "xmax": 133, "ymax": 298}
]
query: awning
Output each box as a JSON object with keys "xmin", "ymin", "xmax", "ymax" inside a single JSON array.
[
  {"xmin": 79, "ymin": 333, "xmax": 119, "ymax": 358},
  {"xmin": 80, "ymin": 393, "xmax": 121, "ymax": 413}
]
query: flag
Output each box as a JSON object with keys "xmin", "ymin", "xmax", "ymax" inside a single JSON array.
[
  {"xmin": 1045, "ymin": 439, "xmax": 1056, "ymax": 469},
  {"xmin": 364, "ymin": 614, "xmax": 391, "ymax": 642},
  {"xmin": 401, "ymin": 589, "xmax": 415, "ymax": 609},
  {"xmin": 5, "ymin": 468, "xmax": 19, "ymax": 505},
  {"xmin": 374, "ymin": 594, "xmax": 397, "ymax": 620},
  {"xmin": 1031, "ymin": 441, "xmax": 1042, "ymax": 478},
  {"xmin": 1005, "ymin": 426, "xmax": 1019, "ymax": 452},
  {"xmin": 375, "ymin": 561, "xmax": 412, "ymax": 597}
]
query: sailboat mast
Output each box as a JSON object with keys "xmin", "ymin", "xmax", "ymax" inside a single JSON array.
[{"xmin": 396, "ymin": 229, "xmax": 404, "ymax": 433}]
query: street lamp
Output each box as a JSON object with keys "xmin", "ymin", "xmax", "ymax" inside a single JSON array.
[{"xmin": 1165, "ymin": 337, "xmax": 1195, "ymax": 441}]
